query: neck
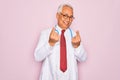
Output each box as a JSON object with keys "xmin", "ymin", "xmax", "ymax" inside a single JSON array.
[{"xmin": 57, "ymin": 24, "xmax": 68, "ymax": 30}]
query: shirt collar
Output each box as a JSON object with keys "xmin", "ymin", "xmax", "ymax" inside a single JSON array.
[
  {"xmin": 55, "ymin": 25, "xmax": 62, "ymax": 35},
  {"xmin": 55, "ymin": 24, "xmax": 69, "ymax": 35}
]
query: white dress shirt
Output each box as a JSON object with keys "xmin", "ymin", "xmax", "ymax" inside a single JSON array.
[{"xmin": 34, "ymin": 25, "xmax": 87, "ymax": 80}]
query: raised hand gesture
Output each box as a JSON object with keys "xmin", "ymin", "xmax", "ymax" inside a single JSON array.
[
  {"xmin": 49, "ymin": 28, "xmax": 59, "ymax": 46},
  {"xmin": 72, "ymin": 31, "xmax": 81, "ymax": 48}
]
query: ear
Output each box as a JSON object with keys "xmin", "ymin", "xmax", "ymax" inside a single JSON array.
[{"xmin": 56, "ymin": 13, "xmax": 59, "ymax": 19}]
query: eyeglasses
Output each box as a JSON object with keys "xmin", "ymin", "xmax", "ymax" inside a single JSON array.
[{"xmin": 60, "ymin": 13, "xmax": 75, "ymax": 20}]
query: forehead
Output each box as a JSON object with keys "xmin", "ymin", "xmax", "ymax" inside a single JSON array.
[{"xmin": 62, "ymin": 6, "xmax": 73, "ymax": 15}]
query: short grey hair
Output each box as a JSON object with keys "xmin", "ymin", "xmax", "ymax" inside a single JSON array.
[{"xmin": 57, "ymin": 3, "xmax": 73, "ymax": 13}]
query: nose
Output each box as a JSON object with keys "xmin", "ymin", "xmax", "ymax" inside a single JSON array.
[{"xmin": 66, "ymin": 17, "xmax": 70, "ymax": 22}]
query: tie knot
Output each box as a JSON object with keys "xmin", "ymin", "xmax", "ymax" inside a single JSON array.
[{"xmin": 61, "ymin": 30, "xmax": 65, "ymax": 34}]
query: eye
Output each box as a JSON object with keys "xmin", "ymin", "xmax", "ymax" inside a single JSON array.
[
  {"xmin": 63, "ymin": 14, "xmax": 68, "ymax": 18},
  {"xmin": 70, "ymin": 16, "xmax": 74, "ymax": 19}
]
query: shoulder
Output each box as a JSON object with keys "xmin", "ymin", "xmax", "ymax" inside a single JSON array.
[
  {"xmin": 38, "ymin": 28, "xmax": 52, "ymax": 40},
  {"xmin": 40, "ymin": 28, "xmax": 52, "ymax": 35}
]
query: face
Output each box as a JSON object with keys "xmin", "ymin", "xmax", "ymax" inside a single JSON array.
[{"xmin": 56, "ymin": 6, "xmax": 74, "ymax": 30}]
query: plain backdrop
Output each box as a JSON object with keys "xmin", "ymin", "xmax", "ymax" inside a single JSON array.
[{"xmin": 0, "ymin": 0, "xmax": 120, "ymax": 80}]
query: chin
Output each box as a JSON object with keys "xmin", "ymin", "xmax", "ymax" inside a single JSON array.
[
  {"xmin": 65, "ymin": 25, "xmax": 70, "ymax": 29},
  {"xmin": 62, "ymin": 26, "xmax": 69, "ymax": 30}
]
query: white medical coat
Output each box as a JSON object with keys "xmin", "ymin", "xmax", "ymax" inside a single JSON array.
[{"xmin": 34, "ymin": 25, "xmax": 87, "ymax": 80}]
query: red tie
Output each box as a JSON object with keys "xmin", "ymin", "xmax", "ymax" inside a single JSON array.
[{"xmin": 60, "ymin": 30, "xmax": 67, "ymax": 72}]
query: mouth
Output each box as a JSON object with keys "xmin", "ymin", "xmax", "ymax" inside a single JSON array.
[{"xmin": 63, "ymin": 21, "xmax": 69, "ymax": 26}]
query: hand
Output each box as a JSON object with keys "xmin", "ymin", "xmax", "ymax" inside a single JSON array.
[
  {"xmin": 49, "ymin": 27, "xmax": 59, "ymax": 46},
  {"xmin": 72, "ymin": 31, "xmax": 81, "ymax": 48}
]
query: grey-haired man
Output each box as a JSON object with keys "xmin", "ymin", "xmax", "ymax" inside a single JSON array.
[{"xmin": 34, "ymin": 4, "xmax": 87, "ymax": 80}]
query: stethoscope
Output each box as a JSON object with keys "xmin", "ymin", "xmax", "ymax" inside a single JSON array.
[{"xmin": 55, "ymin": 25, "xmax": 73, "ymax": 38}]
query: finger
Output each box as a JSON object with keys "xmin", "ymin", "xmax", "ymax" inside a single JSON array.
[
  {"xmin": 51, "ymin": 27, "xmax": 55, "ymax": 33},
  {"xmin": 50, "ymin": 27, "xmax": 57, "ymax": 36},
  {"xmin": 72, "ymin": 37, "xmax": 76, "ymax": 42},
  {"xmin": 54, "ymin": 32, "xmax": 59, "ymax": 38},
  {"xmin": 76, "ymin": 31, "xmax": 80, "ymax": 36}
]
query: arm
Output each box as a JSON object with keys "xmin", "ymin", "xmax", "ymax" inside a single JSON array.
[
  {"xmin": 71, "ymin": 30, "xmax": 87, "ymax": 62},
  {"xmin": 74, "ymin": 42, "xmax": 87, "ymax": 62},
  {"xmin": 34, "ymin": 30, "xmax": 53, "ymax": 62}
]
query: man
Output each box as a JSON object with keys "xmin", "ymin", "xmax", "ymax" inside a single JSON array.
[{"xmin": 34, "ymin": 3, "xmax": 87, "ymax": 80}]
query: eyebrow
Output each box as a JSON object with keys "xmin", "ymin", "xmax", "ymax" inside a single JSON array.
[{"xmin": 62, "ymin": 13, "xmax": 73, "ymax": 17}]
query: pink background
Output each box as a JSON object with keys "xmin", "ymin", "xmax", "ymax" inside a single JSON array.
[{"xmin": 0, "ymin": 0, "xmax": 120, "ymax": 80}]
